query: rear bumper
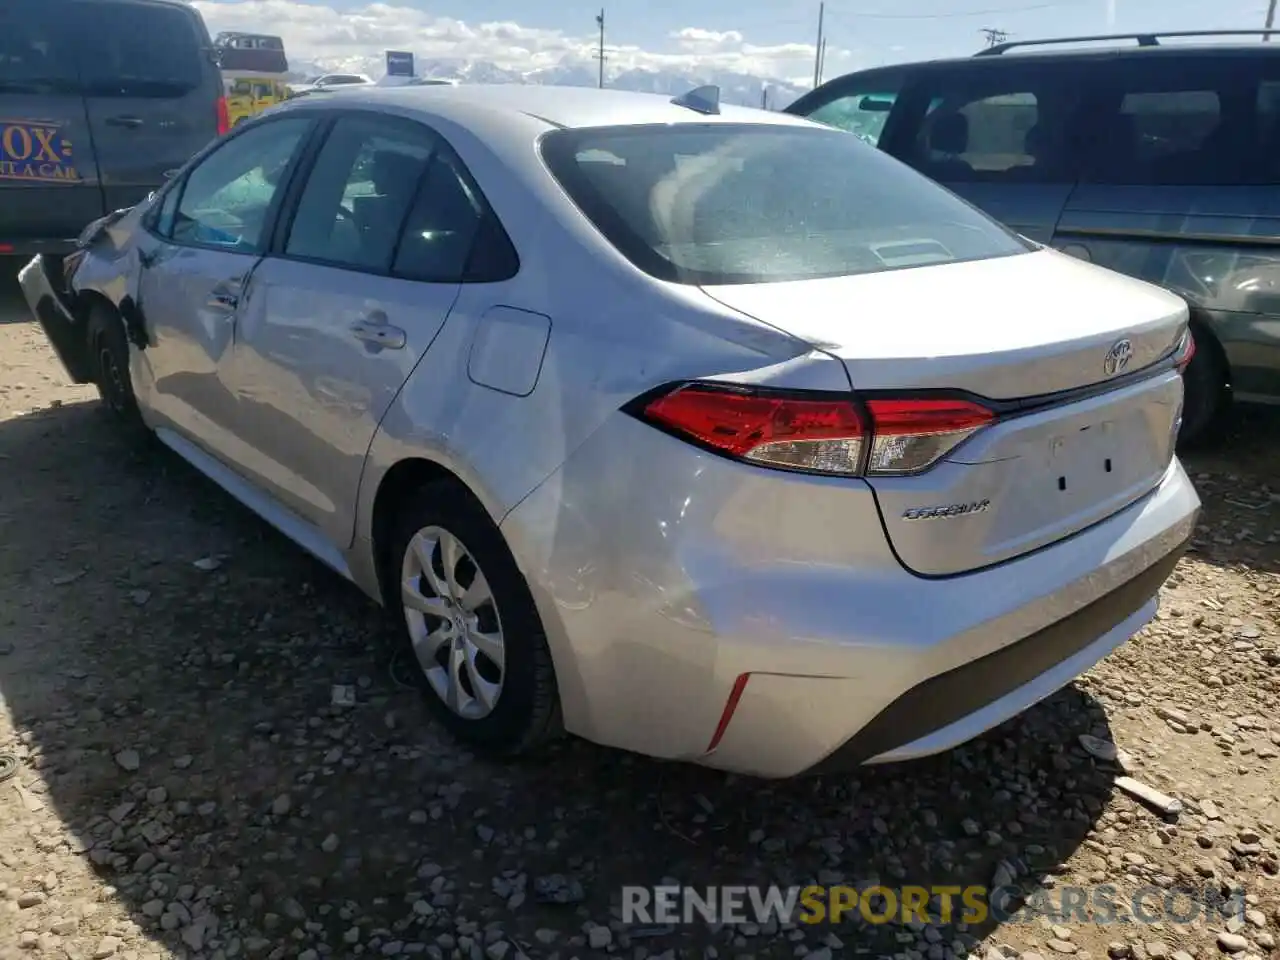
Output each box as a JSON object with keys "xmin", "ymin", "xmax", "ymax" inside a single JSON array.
[
  {"xmin": 17, "ymin": 254, "xmax": 93, "ymax": 383},
  {"xmin": 501, "ymin": 412, "xmax": 1201, "ymax": 780}
]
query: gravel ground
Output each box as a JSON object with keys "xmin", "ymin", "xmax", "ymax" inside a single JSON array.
[{"xmin": 1, "ymin": 262, "xmax": 1279, "ymax": 960}]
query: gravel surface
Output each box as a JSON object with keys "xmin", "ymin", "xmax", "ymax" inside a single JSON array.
[{"xmin": 1, "ymin": 264, "xmax": 1279, "ymax": 960}]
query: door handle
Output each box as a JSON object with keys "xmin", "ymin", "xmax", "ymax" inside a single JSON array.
[
  {"xmin": 105, "ymin": 115, "xmax": 144, "ymax": 128},
  {"xmin": 350, "ymin": 317, "xmax": 406, "ymax": 350},
  {"xmin": 208, "ymin": 289, "xmax": 238, "ymax": 309}
]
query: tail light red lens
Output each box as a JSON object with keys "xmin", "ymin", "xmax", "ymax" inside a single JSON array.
[
  {"xmin": 637, "ymin": 383, "xmax": 994, "ymax": 477},
  {"xmin": 216, "ymin": 96, "xmax": 231, "ymax": 137},
  {"xmin": 1174, "ymin": 330, "xmax": 1196, "ymax": 374}
]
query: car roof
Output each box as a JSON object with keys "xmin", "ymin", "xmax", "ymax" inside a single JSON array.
[{"xmin": 280, "ymin": 83, "xmax": 816, "ymax": 131}]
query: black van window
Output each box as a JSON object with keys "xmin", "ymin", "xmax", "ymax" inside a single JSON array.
[
  {"xmin": 74, "ymin": 0, "xmax": 204, "ymax": 98},
  {"xmin": 894, "ymin": 64, "xmax": 1084, "ymax": 184},
  {"xmin": 0, "ymin": 0, "xmax": 78, "ymax": 94},
  {"xmin": 802, "ymin": 72, "xmax": 905, "ymax": 147},
  {"xmin": 1083, "ymin": 59, "xmax": 1280, "ymax": 186}
]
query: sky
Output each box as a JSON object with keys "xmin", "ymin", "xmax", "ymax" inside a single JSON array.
[{"xmin": 192, "ymin": 0, "xmax": 1276, "ymax": 87}]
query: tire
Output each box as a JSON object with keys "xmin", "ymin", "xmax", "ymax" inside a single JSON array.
[
  {"xmin": 86, "ymin": 302, "xmax": 149, "ymax": 440},
  {"xmin": 1176, "ymin": 326, "xmax": 1229, "ymax": 448},
  {"xmin": 386, "ymin": 481, "xmax": 561, "ymax": 756}
]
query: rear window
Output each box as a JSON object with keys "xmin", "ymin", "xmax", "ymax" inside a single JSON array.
[
  {"xmin": 539, "ymin": 123, "xmax": 1030, "ymax": 285},
  {"xmin": 75, "ymin": 1, "xmax": 205, "ymax": 98}
]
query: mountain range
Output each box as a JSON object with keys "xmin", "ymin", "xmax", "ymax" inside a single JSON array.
[{"xmin": 285, "ymin": 56, "xmax": 809, "ymax": 110}]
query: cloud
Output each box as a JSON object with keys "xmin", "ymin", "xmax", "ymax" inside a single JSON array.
[{"xmin": 191, "ymin": 0, "xmax": 845, "ymax": 83}]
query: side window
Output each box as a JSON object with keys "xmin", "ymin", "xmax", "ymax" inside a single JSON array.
[
  {"xmin": 898, "ymin": 66, "xmax": 1083, "ymax": 183},
  {"xmin": 72, "ymin": 1, "xmax": 204, "ymax": 98},
  {"xmin": 803, "ymin": 76, "xmax": 904, "ymax": 147},
  {"xmin": 393, "ymin": 150, "xmax": 514, "ymax": 282},
  {"xmin": 285, "ymin": 115, "xmax": 436, "ymax": 271},
  {"xmin": 0, "ymin": 0, "xmax": 78, "ymax": 93},
  {"xmin": 172, "ymin": 118, "xmax": 310, "ymax": 252},
  {"xmin": 1081, "ymin": 61, "xmax": 1276, "ymax": 186}
]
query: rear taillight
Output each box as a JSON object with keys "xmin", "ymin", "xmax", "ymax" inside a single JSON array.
[
  {"xmin": 216, "ymin": 96, "xmax": 230, "ymax": 136},
  {"xmin": 1174, "ymin": 330, "xmax": 1196, "ymax": 374},
  {"xmin": 636, "ymin": 383, "xmax": 994, "ymax": 477}
]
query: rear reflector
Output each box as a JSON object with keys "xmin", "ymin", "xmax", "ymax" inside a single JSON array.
[
  {"xmin": 0, "ymin": 244, "xmax": 12, "ymax": 253},
  {"xmin": 637, "ymin": 382, "xmax": 994, "ymax": 477},
  {"xmin": 706, "ymin": 673, "xmax": 750, "ymax": 752}
]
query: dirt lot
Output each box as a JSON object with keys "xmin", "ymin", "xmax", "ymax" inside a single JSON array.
[{"xmin": 1, "ymin": 260, "xmax": 1279, "ymax": 960}]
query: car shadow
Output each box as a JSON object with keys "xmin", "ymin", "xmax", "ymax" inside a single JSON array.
[{"xmin": 0, "ymin": 398, "xmax": 1132, "ymax": 957}]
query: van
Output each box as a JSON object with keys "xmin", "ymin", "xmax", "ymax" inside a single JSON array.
[
  {"xmin": 1, "ymin": 0, "xmax": 225, "ymax": 257},
  {"xmin": 786, "ymin": 31, "xmax": 1280, "ymax": 443}
]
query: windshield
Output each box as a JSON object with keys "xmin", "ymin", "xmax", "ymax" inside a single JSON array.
[{"xmin": 539, "ymin": 122, "xmax": 1032, "ymax": 285}]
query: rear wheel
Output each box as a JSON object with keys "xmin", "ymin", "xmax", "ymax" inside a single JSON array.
[
  {"xmin": 1177, "ymin": 325, "xmax": 1229, "ymax": 448},
  {"xmin": 386, "ymin": 481, "xmax": 561, "ymax": 756},
  {"xmin": 86, "ymin": 302, "xmax": 148, "ymax": 440}
]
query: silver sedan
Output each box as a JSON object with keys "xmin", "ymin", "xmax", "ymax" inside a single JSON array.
[{"xmin": 19, "ymin": 83, "xmax": 1199, "ymax": 778}]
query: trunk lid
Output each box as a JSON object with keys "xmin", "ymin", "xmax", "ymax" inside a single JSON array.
[{"xmin": 701, "ymin": 248, "xmax": 1189, "ymax": 576}]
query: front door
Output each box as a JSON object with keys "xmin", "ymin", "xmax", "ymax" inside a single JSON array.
[
  {"xmin": 226, "ymin": 112, "xmax": 487, "ymax": 546},
  {"xmin": 133, "ymin": 116, "xmax": 314, "ymax": 457}
]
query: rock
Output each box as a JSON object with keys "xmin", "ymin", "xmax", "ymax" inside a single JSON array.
[
  {"xmin": 588, "ymin": 926, "xmax": 613, "ymax": 949},
  {"xmin": 485, "ymin": 943, "xmax": 511, "ymax": 960},
  {"xmin": 193, "ymin": 557, "xmax": 222, "ymax": 571},
  {"xmin": 321, "ymin": 833, "xmax": 339, "ymax": 853},
  {"xmin": 18, "ymin": 932, "xmax": 38, "ymax": 950},
  {"xmin": 17, "ymin": 892, "xmax": 46, "ymax": 909},
  {"xmin": 1217, "ymin": 933, "xmax": 1249, "ymax": 954},
  {"xmin": 1047, "ymin": 940, "xmax": 1077, "ymax": 954},
  {"xmin": 271, "ymin": 794, "xmax": 291, "ymax": 816},
  {"xmin": 93, "ymin": 937, "xmax": 120, "ymax": 959},
  {"xmin": 114, "ymin": 750, "xmax": 140, "ymax": 772}
]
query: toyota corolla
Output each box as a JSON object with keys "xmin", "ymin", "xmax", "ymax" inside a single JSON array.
[{"xmin": 18, "ymin": 83, "xmax": 1200, "ymax": 778}]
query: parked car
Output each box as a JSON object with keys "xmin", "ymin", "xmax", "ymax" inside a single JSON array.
[
  {"xmin": 288, "ymin": 73, "xmax": 375, "ymax": 98},
  {"xmin": 19, "ymin": 84, "xmax": 1199, "ymax": 778},
  {"xmin": 1, "ymin": 0, "xmax": 227, "ymax": 258},
  {"xmin": 786, "ymin": 30, "xmax": 1280, "ymax": 445}
]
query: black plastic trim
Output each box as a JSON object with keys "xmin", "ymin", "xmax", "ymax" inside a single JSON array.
[{"xmin": 804, "ymin": 535, "xmax": 1189, "ymax": 774}]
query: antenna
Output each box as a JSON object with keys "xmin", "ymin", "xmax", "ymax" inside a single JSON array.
[
  {"xmin": 594, "ymin": 9, "xmax": 606, "ymax": 87},
  {"xmin": 1267, "ymin": 0, "xmax": 1278, "ymax": 41},
  {"xmin": 671, "ymin": 85, "xmax": 721, "ymax": 115}
]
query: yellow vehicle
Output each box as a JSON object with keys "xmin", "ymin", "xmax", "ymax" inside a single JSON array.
[{"xmin": 224, "ymin": 76, "xmax": 292, "ymax": 126}]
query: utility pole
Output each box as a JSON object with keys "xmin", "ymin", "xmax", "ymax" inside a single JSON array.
[
  {"xmin": 818, "ymin": 37, "xmax": 828, "ymax": 85},
  {"xmin": 980, "ymin": 27, "xmax": 1009, "ymax": 47},
  {"xmin": 1266, "ymin": 0, "xmax": 1277, "ymax": 41},
  {"xmin": 812, "ymin": 2, "xmax": 825, "ymax": 88},
  {"xmin": 595, "ymin": 9, "xmax": 606, "ymax": 87}
]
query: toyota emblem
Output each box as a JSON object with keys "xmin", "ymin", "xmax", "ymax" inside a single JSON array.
[{"xmin": 1103, "ymin": 338, "xmax": 1134, "ymax": 377}]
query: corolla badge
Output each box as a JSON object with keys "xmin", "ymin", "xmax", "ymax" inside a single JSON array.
[
  {"xmin": 1103, "ymin": 338, "xmax": 1134, "ymax": 377},
  {"xmin": 902, "ymin": 499, "xmax": 991, "ymax": 521}
]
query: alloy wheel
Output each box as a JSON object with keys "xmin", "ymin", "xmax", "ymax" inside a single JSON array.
[{"xmin": 400, "ymin": 525, "xmax": 506, "ymax": 719}]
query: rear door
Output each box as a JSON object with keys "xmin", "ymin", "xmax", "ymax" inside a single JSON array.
[
  {"xmin": 880, "ymin": 60, "xmax": 1092, "ymax": 244},
  {"xmin": 225, "ymin": 111, "xmax": 506, "ymax": 547},
  {"xmin": 1055, "ymin": 53, "xmax": 1280, "ymax": 402},
  {"xmin": 74, "ymin": 0, "xmax": 221, "ymax": 213},
  {"xmin": 0, "ymin": 0, "xmax": 104, "ymax": 246}
]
